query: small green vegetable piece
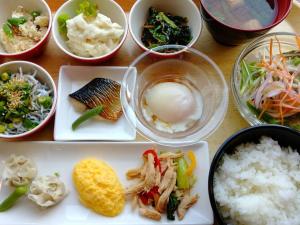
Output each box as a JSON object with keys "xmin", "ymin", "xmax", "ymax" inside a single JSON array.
[
  {"xmin": 12, "ymin": 118, "xmax": 22, "ymax": 124},
  {"xmin": 2, "ymin": 23, "xmax": 13, "ymax": 38},
  {"xmin": 0, "ymin": 185, "xmax": 29, "ymax": 212},
  {"xmin": 31, "ymin": 11, "xmax": 41, "ymax": 20},
  {"xmin": 0, "ymin": 124, "xmax": 6, "ymax": 133},
  {"xmin": 8, "ymin": 123, "xmax": 14, "ymax": 129},
  {"xmin": 291, "ymin": 56, "xmax": 300, "ymax": 66},
  {"xmin": 37, "ymin": 96, "xmax": 52, "ymax": 108},
  {"xmin": 54, "ymin": 172, "xmax": 60, "ymax": 177},
  {"xmin": 176, "ymin": 156, "xmax": 190, "ymax": 189},
  {"xmin": 247, "ymin": 101, "xmax": 280, "ymax": 124},
  {"xmin": 57, "ymin": 13, "xmax": 70, "ymax": 36},
  {"xmin": 7, "ymin": 17, "xmax": 27, "ymax": 26},
  {"xmin": 23, "ymin": 118, "xmax": 39, "ymax": 130},
  {"xmin": 0, "ymin": 72, "xmax": 10, "ymax": 81},
  {"xmin": 158, "ymin": 12, "xmax": 178, "ymax": 29},
  {"xmin": 77, "ymin": 0, "xmax": 98, "ymax": 17},
  {"xmin": 166, "ymin": 192, "xmax": 180, "ymax": 220},
  {"xmin": 72, "ymin": 105, "xmax": 103, "ymax": 131}
]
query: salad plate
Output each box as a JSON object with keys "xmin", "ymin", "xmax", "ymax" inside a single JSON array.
[
  {"xmin": 0, "ymin": 141, "xmax": 213, "ymax": 225},
  {"xmin": 54, "ymin": 66, "xmax": 136, "ymax": 141}
]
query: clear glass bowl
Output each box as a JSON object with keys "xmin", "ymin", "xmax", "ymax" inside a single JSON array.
[
  {"xmin": 121, "ymin": 45, "xmax": 228, "ymax": 147},
  {"xmin": 232, "ymin": 32, "xmax": 299, "ymax": 127}
]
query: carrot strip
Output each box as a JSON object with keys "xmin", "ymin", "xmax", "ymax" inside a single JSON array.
[{"xmin": 269, "ymin": 38, "xmax": 273, "ymax": 65}]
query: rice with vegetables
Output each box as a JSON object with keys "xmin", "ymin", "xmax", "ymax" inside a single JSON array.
[
  {"xmin": 0, "ymin": 67, "xmax": 53, "ymax": 135},
  {"xmin": 214, "ymin": 137, "xmax": 300, "ymax": 225},
  {"xmin": 0, "ymin": 6, "xmax": 49, "ymax": 53}
]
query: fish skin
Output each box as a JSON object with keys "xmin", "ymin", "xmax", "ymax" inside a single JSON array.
[{"xmin": 69, "ymin": 78, "xmax": 123, "ymax": 121}]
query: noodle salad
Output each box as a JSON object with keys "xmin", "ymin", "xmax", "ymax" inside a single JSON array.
[
  {"xmin": 239, "ymin": 36, "xmax": 300, "ymax": 130},
  {"xmin": 0, "ymin": 67, "xmax": 53, "ymax": 135}
]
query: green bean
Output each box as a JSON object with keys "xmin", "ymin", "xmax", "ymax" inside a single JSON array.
[
  {"xmin": 0, "ymin": 185, "xmax": 29, "ymax": 212},
  {"xmin": 72, "ymin": 106, "xmax": 103, "ymax": 131}
]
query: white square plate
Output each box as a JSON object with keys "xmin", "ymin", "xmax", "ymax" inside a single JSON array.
[
  {"xmin": 54, "ymin": 66, "xmax": 136, "ymax": 141},
  {"xmin": 0, "ymin": 141, "xmax": 213, "ymax": 225}
]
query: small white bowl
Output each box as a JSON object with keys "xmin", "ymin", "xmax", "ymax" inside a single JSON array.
[
  {"xmin": 129, "ymin": 0, "xmax": 202, "ymax": 57},
  {"xmin": 52, "ymin": 0, "xmax": 128, "ymax": 63},
  {"xmin": 0, "ymin": 0, "xmax": 52, "ymax": 59},
  {"xmin": 0, "ymin": 61, "xmax": 57, "ymax": 139}
]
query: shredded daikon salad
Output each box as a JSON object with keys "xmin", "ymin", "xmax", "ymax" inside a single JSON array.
[
  {"xmin": 239, "ymin": 36, "xmax": 300, "ymax": 130},
  {"xmin": 0, "ymin": 67, "xmax": 53, "ymax": 135}
]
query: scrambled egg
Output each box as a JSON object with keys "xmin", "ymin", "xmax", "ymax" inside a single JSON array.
[{"xmin": 73, "ymin": 158, "xmax": 125, "ymax": 217}]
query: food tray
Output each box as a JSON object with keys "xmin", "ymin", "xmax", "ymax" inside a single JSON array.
[{"xmin": 0, "ymin": 141, "xmax": 213, "ymax": 225}]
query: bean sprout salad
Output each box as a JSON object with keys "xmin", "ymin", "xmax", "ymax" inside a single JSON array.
[{"xmin": 0, "ymin": 67, "xmax": 53, "ymax": 135}]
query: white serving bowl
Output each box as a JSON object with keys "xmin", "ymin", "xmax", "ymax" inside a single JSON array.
[
  {"xmin": 52, "ymin": 0, "xmax": 128, "ymax": 63},
  {"xmin": 0, "ymin": 61, "xmax": 57, "ymax": 139},
  {"xmin": 0, "ymin": 0, "xmax": 52, "ymax": 59},
  {"xmin": 129, "ymin": 0, "xmax": 202, "ymax": 57}
]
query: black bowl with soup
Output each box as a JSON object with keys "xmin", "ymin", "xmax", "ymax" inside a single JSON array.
[{"xmin": 209, "ymin": 125, "xmax": 300, "ymax": 225}]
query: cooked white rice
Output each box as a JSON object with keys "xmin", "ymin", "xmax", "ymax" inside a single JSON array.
[{"xmin": 214, "ymin": 137, "xmax": 300, "ymax": 225}]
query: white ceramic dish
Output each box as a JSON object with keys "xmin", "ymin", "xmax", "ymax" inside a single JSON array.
[
  {"xmin": 129, "ymin": 0, "xmax": 202, "ymax": 56},
  {"xmin": 0, "ymin": 141, "xmax": 213, "ymax": 225},
  {"xmin": 54, "ymin": 66, "xmax": 136, "ymax": 141}
]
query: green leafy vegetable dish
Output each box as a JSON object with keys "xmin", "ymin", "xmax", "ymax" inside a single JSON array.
[
  {"xmin": 238, "ymin": 36, "xmax": 300, "ymax": 130},
  {"xmin": 141, "ymin": 7, "xmax": 193, "ymax": 51},
  {"xmin": 0, "ymin": 68, "xmax": 53, "ymax": 135}
]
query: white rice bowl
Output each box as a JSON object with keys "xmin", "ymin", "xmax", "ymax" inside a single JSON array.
[{"xmin": 214, "ymin": 137, "xmax": 300, "ymax": 225}]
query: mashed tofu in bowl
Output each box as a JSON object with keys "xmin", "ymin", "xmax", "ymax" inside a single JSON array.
[
  {"xmin": 53, "ymin": 0, "xmax": 128, "ymax": 63},
  {"xmin": 66, "ymin": 12, "xmax": 124, "ymax": 57}
]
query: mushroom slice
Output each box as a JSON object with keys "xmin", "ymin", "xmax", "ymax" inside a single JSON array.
[
  {"xmin": 28, "ymin": 175, "xmax": 68, "ymax": 208},
  {"xmin": 3, "ymin": 154, "xmax": 37, "ymax": 187}
]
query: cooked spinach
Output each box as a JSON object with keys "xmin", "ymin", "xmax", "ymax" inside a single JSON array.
[
  {"xmin": 141, "ymin": 7, "xmax": 192, "ymax": 51},
  {"xmin": 166, "ymin": 192, "xmax": 180, "ymax": 220}
]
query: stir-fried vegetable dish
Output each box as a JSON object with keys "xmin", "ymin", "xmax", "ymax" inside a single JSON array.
[
  {"xmin": 141, "ymin": 7, "xmax": 192, "ymax": 51},
  {"xmin": 126, "ymin": 149, "xmax": 198, "ymax": 221},
  {"xmin": 239, "ymin": 36, "xmax": 300, "ymax": 130}
]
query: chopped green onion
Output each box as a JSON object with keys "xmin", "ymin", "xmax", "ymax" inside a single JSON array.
[
  {"xmin": 0, "ymin": 72, "xmax": 10, "ymax": 82},
  {"xmin": 37, "ymin": 96, "xmax": 52, "ymax": 109},
  {"xmin": 31, "ymin": 11, "xmax": 41, "ymax": 20}
]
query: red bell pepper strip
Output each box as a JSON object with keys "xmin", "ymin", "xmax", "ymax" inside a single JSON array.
[
  {"xmin": 139, "ymin": 186, "xmax": 159, "ymax": 205},
  {"xmin": 143, "ymin": 149, "xmax": 161, "ymax": 173}
]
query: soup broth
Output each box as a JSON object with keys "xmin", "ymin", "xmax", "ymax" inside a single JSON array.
[{"xmin": 202, "ymin": 0, "xmax": 278, "ymax": 30}]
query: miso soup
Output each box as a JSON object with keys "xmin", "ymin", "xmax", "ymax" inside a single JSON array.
[{"xmin": 202, "ymin": 0, "xmax": 278, "ymax": 30}]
